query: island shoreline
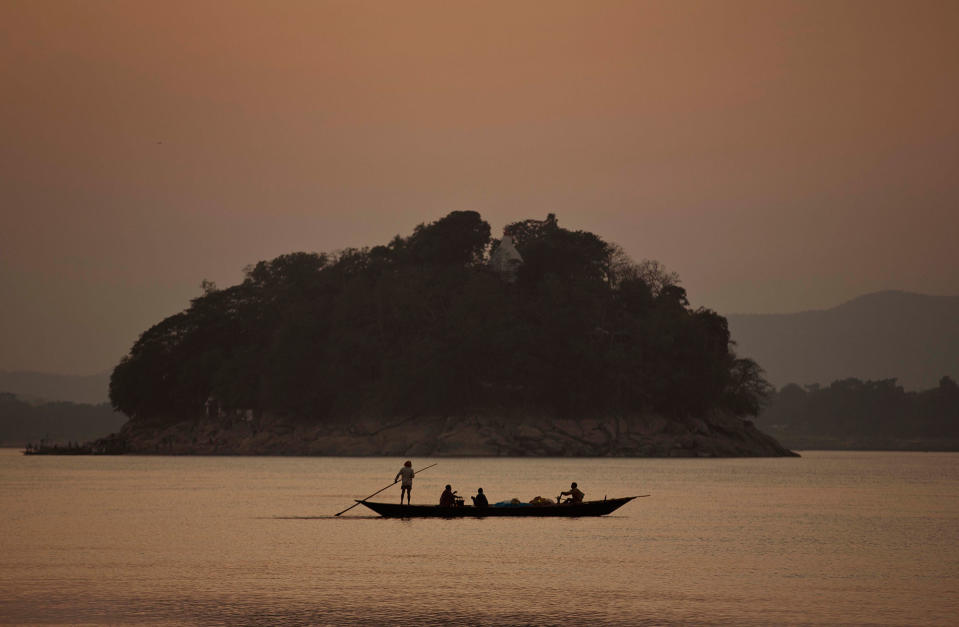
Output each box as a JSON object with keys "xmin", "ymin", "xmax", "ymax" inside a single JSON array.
[{"xmin": 108, "ymin": 411, "xmax": 799, "ymax": 458}]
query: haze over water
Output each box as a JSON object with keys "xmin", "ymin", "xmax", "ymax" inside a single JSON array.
[
  {"xmin": 3, "ymin": 1, "xmax": 958, "ymax": 376},
  {"xmin": 2, "ymin": 450, "xmax": 957, "ymax": 625}
]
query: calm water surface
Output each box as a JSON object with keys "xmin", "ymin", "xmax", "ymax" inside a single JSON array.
[{"xmin": 1, "ymin": 450, "xmax": 957, "ymax": 626}]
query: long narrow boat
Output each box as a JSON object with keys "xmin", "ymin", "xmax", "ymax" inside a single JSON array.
[{"xmin": 356, "ymin": 496, "xmax": 641, "ymax": 518}]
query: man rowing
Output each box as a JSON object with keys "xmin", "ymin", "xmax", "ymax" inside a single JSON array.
[
  {"xmin": 559, "ymin": 482, "xmax": 584, "ymax": 504},
  {"xmin": 439, "ymin": 484, "xmax": 457, "ymax": 507}
]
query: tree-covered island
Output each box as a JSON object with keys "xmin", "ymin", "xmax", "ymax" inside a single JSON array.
[{"xmin": 108, "ymin": 212, "xmax": 795, "ymax": 457}]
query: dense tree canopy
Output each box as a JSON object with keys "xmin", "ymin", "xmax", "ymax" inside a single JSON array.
[{"xmin": 111, "ymin": 212, "xmax": 768, "ymax": 424}]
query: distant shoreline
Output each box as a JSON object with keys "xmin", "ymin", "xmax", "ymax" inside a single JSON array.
[
  {"xmin": 10, "ymin": 429, "xmax": 959, "ymax": 456},
  {"xmin": 772, "ymin": 436, "xmax": 959, "ymax": 452}
]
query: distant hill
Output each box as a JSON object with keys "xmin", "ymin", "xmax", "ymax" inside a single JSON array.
[
  {"xmin": 727, "ymin": 291, "xmax": 959, "ymax": 390},
  {"xmin": 0, "ymin": 370, "xmax": 110, "ymax": 404}
]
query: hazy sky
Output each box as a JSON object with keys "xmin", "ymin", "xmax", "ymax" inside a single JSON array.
[{"xmin": 2, "ymin": 0, "xmax": 957, "ymax": 375}]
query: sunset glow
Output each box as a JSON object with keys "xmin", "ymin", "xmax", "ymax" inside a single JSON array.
[{"xmin": 1, "ymin": 0, "xmax": 957, "ymax": 374}]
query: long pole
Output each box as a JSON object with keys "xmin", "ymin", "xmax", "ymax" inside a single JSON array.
[{"xmin": 334, "ymin": 463, "xmax": 438, "ymax": 516}]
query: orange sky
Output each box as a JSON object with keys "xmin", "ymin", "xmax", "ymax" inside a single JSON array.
[{"xmin": 1, "ymin": 0, "xmax": 957, "ymax": 374}]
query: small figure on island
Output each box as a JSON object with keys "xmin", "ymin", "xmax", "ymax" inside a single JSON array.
[
  {"xmin": 394, "ymin": 460, "xmax": 414, "ymax": 504},
  {"xmin": 440, "ymin": 484, "xmax": 457, "ymax": 507},
  {"xmin": 471, "ymin": 488, "xmax": 489, "ymax": 508},
  {"xmin": 560, "ymin": 482, "xmax": 584, "ymax": 504}
]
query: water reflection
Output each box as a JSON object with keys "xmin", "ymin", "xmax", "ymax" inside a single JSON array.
[{"xmin": 1, "ymin": 451, "xmax": 957, "ymax": 625}]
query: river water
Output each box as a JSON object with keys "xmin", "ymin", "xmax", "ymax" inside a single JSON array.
[{"xmin": 1, "ymin": 450, "xmax": 957, "ymax": 626}]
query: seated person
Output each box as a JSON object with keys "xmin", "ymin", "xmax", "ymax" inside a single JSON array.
[
  {"xmin": 439, "ymin": 484, "xmax": 457, "ymax": 507},
  {"xmin": 560, "ymin": 482, "xmax": 584, "ymax": 504},
  {"xmin": 470, "ymin": 488, "xmax": 489, "ymax": 508}
]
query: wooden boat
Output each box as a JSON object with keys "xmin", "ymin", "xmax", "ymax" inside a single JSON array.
[{"xmin": 355, "ymin": 495, "xmax": 641, "ymax": 518}]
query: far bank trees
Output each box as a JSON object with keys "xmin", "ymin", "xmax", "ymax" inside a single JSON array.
[{"xmin": 756, "ymin": 376, "xmax": 959, "ymax": 445}]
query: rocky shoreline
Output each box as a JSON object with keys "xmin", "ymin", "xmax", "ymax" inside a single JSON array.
[{"xmin": 110, "ymin": 411, "xmax": 798, "ymax": 457}]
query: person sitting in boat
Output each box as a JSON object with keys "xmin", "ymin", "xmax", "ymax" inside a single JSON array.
[
  {"xmin": 560, "ymin": 482, "xmax": 584, "ymax": 504},
  {"xmin": 439, "ymin": 484, "xmax": 458, "ymax": 507},
  {"xmin": 470, "ymin": 488, "xmax": 489, "ymax": 508}
]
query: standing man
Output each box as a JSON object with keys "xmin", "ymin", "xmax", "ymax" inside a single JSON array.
[{"xmin": 394, "ymin": 460, "xmax": 414, "ymax": 504}]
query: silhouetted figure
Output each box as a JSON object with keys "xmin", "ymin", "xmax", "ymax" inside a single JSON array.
[
  {"xmin": 471, "ymin": 488, "xmax": 489, "ymax": 508},
  {"xmin": 394, "ymin": 460, "xmax": 415, "ymax": 504},
  {"xmin": 440, "ymin": 484, "xmax": 457, "ymax": 507},
  {"xmin": 560, "ymin": 482, "xmax": 584, "ymax": 504}
]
